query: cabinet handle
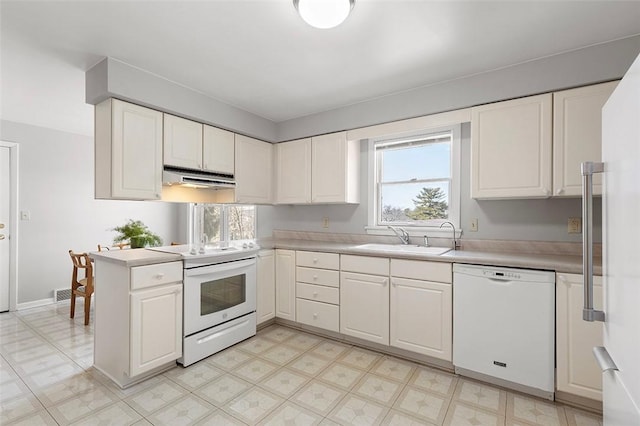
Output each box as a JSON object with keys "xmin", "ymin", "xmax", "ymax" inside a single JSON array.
[
  {"xmin": 582, "ymin": 161, "xmax": 605, "ymax": 322},
  {"xmin": 313, "ymin": 258, "xmax": 318, "ymax": 263},
  {"xmin": 313, "ymin": 275, "xmax": 318, "ymax": 280},
  {"xmin": 154, "ymin": 273, "xmax": 165, "ymax": 279},
  {"xmin": 556, "ymin": 188, "xmax": 564, "ymax": 195},
  {"xmin": 313, "ymin": 292, "xmax": 318, "ymax": 298},
  {"xmin": 544, "ymin": 187, "xmax": 551, "ymax": 196},
  {"xmin": 313, "ymin": 313, "xmax": 318, "ymax": 319}
]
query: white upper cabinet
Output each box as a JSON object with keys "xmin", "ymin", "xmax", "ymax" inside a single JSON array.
[
  {"xmin": 203, "ymin": 125, "xmax": 235, "ymax": 175},
  {"xmin": 235, "ymin": 134, "xmax": 273, "ymax": 204},
  {"xmin": 163, "ymin": 114, "xmax": 203, "ymax": 170},
  {"xmin": 553, "ymin": 81, "xmax": 618, "ymax": 197},
  {"xmin": 312, "ymin": 132, "xmax": 360, "ymax": 204},
  {"xmin": 275, "ymin": 138, "xmax": 312, "ymax": 204},
  {"xmin": 274, "ymin": 132, "xmax": 359, "ymax": 204},
  {"xmin": 95, "ymin": 98, "xmax": 163, "ymax": 200},
  {"xmin": 164, "ymin": 116, "xmax": 235, "ymax": 176},
  {"xmin": 471, "ymin": 93, "xmax": 553, "ymax": 199}
]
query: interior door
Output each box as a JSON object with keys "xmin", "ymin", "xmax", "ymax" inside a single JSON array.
[
  {"xmin": 601, "ymin": 53, "xmax": 640, "ymax": 425},
  {"xmin": 0, "ymin": 146, "xmax": 10, "ymax": 312}
]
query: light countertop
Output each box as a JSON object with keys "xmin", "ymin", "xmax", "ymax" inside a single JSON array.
[
  {"xmin": 90, "ymin": 248, "xmax": 182, "ymax": 267},
  {"xmin": 268, "ymin": 239, "xmax": 598, "ymax": 275}
]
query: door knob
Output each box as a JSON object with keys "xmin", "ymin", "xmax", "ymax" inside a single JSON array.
[
  {"xmin": 0, "ymin": 223, "xmax": 4, "ymax": 229},
  {"xmin": 0, "ymin": 235, "xmax": 5, "ymax": 240}
]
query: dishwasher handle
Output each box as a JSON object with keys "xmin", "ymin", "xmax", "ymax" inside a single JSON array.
[{"xmin": 581, "ymin": 161, "xmax": 605, "ymax": 322}]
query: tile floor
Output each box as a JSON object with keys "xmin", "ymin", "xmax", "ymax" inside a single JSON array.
[{"xmin": 1, "ymin": 301, "xmax": 604, "ymax": 425}]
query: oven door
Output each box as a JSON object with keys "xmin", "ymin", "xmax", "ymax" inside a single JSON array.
[{"xmin": 183, "ymin": 258, "xmax": 256, "ymax": 336}]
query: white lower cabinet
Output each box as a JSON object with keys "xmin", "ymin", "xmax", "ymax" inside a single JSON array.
[
  {"xmin": 389, "ymin": 259, "xmax": 452, "ymax": 361},
  {"xmin": 94, "ymin": 259, "xmax": 183, "ymax": 388},
  {"xmin": 390, "ymin": 277, "xmax": 452, "ymax": 361},
  {"xmin": 275, "ymin": 249, "xmax": 296, "ymax": 321},
  {"xmin": 130, "ymin": 283, "xmax": 182, "ymax": 377},
  {"xmin": 295, "ymin": 251, "xmax": 340, "ymax": 332},
  {"xmin": 256, "ymin": 250, "xmax": 275, "ymax": 325},
  {"xmin": 340, "ymin": 255, "xmax": 390, "ymax": 345},
  {"xmin": 556, "ymin": 273, "xmax": 603, "ymax": 401}
]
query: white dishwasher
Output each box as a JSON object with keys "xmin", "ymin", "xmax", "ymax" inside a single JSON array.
[{"xmin": 453, "ymin": 263, "xmax": 555, "ymax": 400}]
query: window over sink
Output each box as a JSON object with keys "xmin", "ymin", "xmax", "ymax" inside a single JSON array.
[
  {"xmin": 190, "ymin": 204, "xmax": 256, "ymax": 245},
  {"xmin": 367, "ymin": 125, "xmax": 461, "ymax": 234}
]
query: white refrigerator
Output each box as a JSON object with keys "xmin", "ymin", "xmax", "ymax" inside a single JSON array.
[{"xmin": 584, "ymin": 52, "xmax": 640, "ymax": 424}]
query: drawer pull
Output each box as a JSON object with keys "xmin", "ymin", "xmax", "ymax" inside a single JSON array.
[
  {"xmin": 313, "ymin": 292, "xmax": 318, "ymax": 298},
  {"xmin": 313, "ymin": 313, "xmax": 318, "ymax": 319},
  {"xmin": 313, "ymin": 258, "xmax": 318, "ymax": 263},
  {"xmin": 313, "ymin": 275, "xmax": 318, "ymax": 280},
  {"xmin": 154, "ymin": 273, "xmax": 165, "ymax": 279}
]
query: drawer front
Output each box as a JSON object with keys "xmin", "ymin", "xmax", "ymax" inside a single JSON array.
[
  {"xmin": 296, "ymin": 298, "xmax": 339, "ymax": 332},
  {"xmin": 390, "ymin": 259, "xmax": 452, "ymax": 283},
  {"xmin": 296, "ymin": 267, "xmax": 339, "ymax": 287},
  {"xmin": 341, "ymin": 255, "xmax": 389, "ymax": 276},
  {"xmin": 131, "ymin": 261, "xmax": 183, "ymax": 290},
  {"xmin": 296, "ymin": 282, "xmax": 339, "ymax": 305},
  {"xmin": 296, "ymin": 251, "xmax": 339, "ymax": 270}
]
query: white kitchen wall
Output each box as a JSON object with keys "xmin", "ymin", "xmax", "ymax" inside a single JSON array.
[
  {"xmin": 261, "ymin": 123, "xmax": 602, "ymax": 243},
  {"xmin": 1, "ymin": 120, "xmax": 181, "ymax": 305}
]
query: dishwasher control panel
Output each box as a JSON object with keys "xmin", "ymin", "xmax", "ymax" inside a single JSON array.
[{"xmin": 482, "ymin": 269, "xmax": 521, "ymax": 279}]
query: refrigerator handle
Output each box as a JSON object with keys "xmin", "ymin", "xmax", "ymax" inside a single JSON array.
[
  {"xmin": 581, "ymin": 161, "xmax": 606, "ymax": 322},
  {"xmin": 593, "ymin": 346, "xmax": 618, "ymax": 372}
]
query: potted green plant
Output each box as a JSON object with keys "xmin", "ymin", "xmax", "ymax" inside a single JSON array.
[{"xmin": 112, "ymin": 219, "xmax": 163, "ymax": 249}]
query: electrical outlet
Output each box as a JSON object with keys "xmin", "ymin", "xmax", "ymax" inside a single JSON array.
[
  {"xmin": 568, "ymin": 217, "xmax": 582, "ymax": 234},
  {"xmin": 322, "ymin": 217, "xmax": 329, "ymax": 228},
  {"xmin": 470, "ymin": 218, "xmax": 478, "ymax": 232}
]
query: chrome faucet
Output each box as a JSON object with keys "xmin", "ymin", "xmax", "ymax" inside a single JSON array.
[
  {"xmin": 387, "ymin": 226, "xmax": 410, "ymax": 245},
  {"xmin": 440, "ymin": 221, "xmax": 461, "ymax": 250}
]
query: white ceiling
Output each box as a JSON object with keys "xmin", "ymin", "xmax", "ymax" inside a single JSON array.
[{"xmin": 2, "ymin": 0, "xmax": 640, "ymax": 137}]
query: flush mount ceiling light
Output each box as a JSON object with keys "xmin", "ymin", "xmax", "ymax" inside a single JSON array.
[{"xmin": 293, "ymin": 0, "xmax": 355, "ymax": 29}]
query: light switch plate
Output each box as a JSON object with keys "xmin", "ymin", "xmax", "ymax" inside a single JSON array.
[
  {"xmin": 470, "ymin": 218, "xmax": 478, "ymax": 232},
  {"xmin": 568, "ymin": 217, "xmax": 581, "ymax": 233}
]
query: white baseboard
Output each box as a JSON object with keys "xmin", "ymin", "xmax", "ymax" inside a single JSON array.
[{"xmin": 17, "ymin": 298, "xmax": 55, "ymax": 310}]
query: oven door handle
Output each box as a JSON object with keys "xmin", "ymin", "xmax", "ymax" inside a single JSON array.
[{"xmin": 185, "ymin": 257, "xmax": 256, "ymax": 277}]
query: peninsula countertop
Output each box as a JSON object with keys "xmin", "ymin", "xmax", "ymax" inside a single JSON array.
[{"xmin": 90, "ymin": 248, "xmax": 182, "ymax": 267}]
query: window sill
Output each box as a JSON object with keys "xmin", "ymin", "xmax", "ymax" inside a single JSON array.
[{"xmin": 365, "ymin": 225, "xmax": 462, "ymax": 239}]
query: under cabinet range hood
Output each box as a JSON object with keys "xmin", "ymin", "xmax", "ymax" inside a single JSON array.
[{"xmin": 163, "ymin": 166, "xmax": 236, "ymax": 189}]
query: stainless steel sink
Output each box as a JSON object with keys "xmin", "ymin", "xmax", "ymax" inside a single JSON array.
[{"xmin": 353, "ymin": 243, "xmax": 451, "ymax": 255}]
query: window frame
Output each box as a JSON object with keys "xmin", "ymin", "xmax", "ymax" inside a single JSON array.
[
  {"xmin": 366, "ymin": 124, "xmax": 461, "ymax": 237},
  {"xmin": 188, "ymin": 203, "xmax": 256, "ymax": 246}
]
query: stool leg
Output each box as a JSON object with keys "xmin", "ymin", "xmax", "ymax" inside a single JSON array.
[
  {"xmin": 70, "ymin": 293, "xmax": 76, "ymax": 319},
  {"xmin": 84, "ymin": 296, "xmax": 90, "ymax": 326}
]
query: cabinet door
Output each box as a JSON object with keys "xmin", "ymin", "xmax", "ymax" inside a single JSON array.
[
  {"xmin": 312, "ymin": 132, "xmax": 359, "ymax": 203},
  {"xmin": 553, "ymin": 81, "xmax": 618, "ymax": 197},
  {"xmin": 257, "ymin": 250, "xmax": 275, "ymax": 325},
  {"xmin": 235, "ymin": 135, "xmax": 273, "ymax": 204},
  {"xmin": 97, "ymin": 99, "xmax": 163, "ymax": 200},
  {"xmin": 275, "ymin": 249, "xmax": 296, "ymax": 321},
  {"xmin": 390, "ymin": 277, "xmax": 452, "ymax": 361},
  {"xmin": 163, "ymin": 114, "xmax": 203, "ymax": 170},
  {"xmin": 203, "ymin": 125, "xmax": 235, "ymax": 175},
  {"xmin": 471, "ymin": 93, "xmax": 552, "ymax": 199},
  {"xmin": 130, "ymin": 284, "xmax": 182, "ymax": 377},
  {"xmin": 275, "ymin": 138, "xmax": 311, "ymax": 204},
  {"xmin": 556, "ymin": 273, "xmax": 603, "ymax": 401},
  {"xmin": 340, "ymin": 271, "xmax": 389, "ymax": 345}
]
